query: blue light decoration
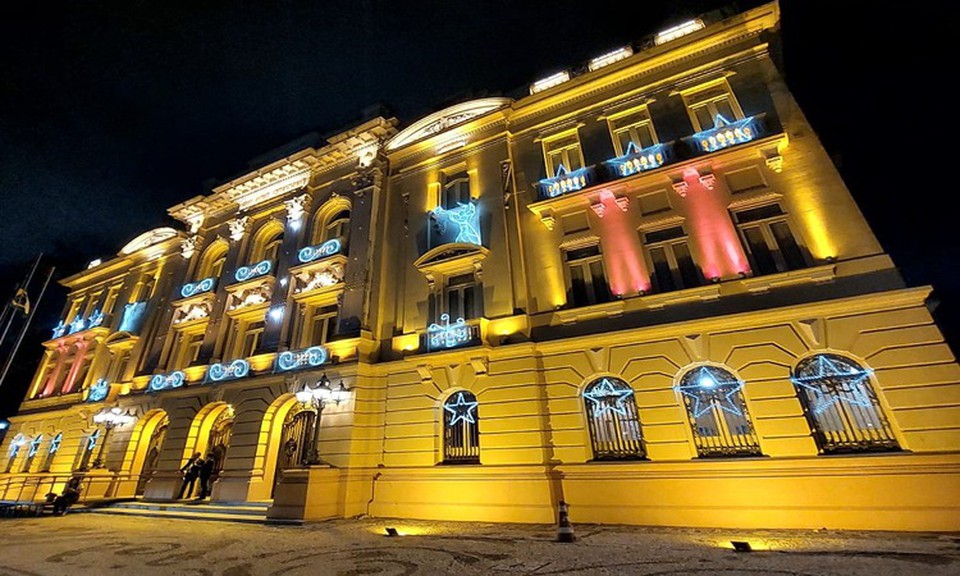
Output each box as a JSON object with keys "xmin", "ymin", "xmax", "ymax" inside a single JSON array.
[
  {"xmin": 51, "ymin": 321, "xmax": 67, "ymax": 339},
  {"xmin": 690, "ymin": 114, "xmax": 762, "ymax": 153},
  {"xmin": 149, "ymin": 370, "xmax": 186, "ymax": 392},
  {"xmin": 298, "ymin": 239, "xmax": 342, "ymax": 264},
  {"xmin": 49, "ymin": 432, "xmax": 62, "ymax": 454},
  {"xmin": 234, "ymin": 260, "xmax": 272, "ymax": 283},
  {"xmin": 538, "ymin": 165, "xmax": 596, "ymax": 199},
  {"xmin": 180, "ymin": 277, "xmax": 217, "ymax": 299},
  {"xmin": 674, "ymin": 366, "xmax": 745, "ymax": 417},
  {"xmin": 275, "ymin": 346, "xmax": 329, "ymax": 372},
  {"xmin": 87, "ymin": 378, "xmax": 109, "ymax": 402},
  {"xmin": 86, "ymin": 428, "xmax": 100, "ymax": 451},
  {"xmin": 431, "ymin": 203, "xmax": 482, "ymax": 245},
  {"xmin": 426, "ymin": 314, "xmax": 471, "ymax": 351},
  {"xmin": 603, "ymin": 142, "xmax": 670, "ymax": 178},
  {"xmin": 87, "ymin": 309, "xmax": 104, "ymax": 329},
  {"xmin": 118, "ymin": 301, "xmax": 148, "ymax": 333},
  {"xmin": 8, "ymin": 434, "xmax": 24, "ymax": 457},
  {"xmin": 583, "ymin": 378, "xmax": 636, "ymax": 417},
  {"xmin": 444, "ymin": 392, "xmax": 479, "ymax": 426},
  {"xmin": 27, "ymin": 435, "xmax": 42, "ymax": 458},
  {"xmin": 68, "ymin": 314, "xmax": 86, "ymax": 334},
  {"xmin": 791, "ymin": 355, "xmax": 875, "ymax": 416},
  {"xmin": 208, "ymin": 358, "xmax": 251, "ymax": 382}
]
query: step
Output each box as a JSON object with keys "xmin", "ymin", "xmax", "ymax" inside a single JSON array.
[
  {"xmin": 81, "ymin": 506, "xmax": 270, "ymax": 524},
  {"xmin": 107, "ymin": 501, "xmax": 270, "ymax": 515}
]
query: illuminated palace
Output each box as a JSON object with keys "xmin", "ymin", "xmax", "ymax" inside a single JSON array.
[{"xmin": 3, "ymin": 2, "xmax": 959, "ymax": 531}]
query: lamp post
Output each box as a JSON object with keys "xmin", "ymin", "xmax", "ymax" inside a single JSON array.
[
  {"xmin": 91, "ymin": 406, "xmax": 136, "ymax": 469},
  {"xmin": 295, "ymin": 373, "xmax": 349, "ymax": 465}
]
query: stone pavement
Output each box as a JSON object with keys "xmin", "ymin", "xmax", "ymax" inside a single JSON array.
[{"xmin": 0, "ymin": 514, "xmax": 958, "ymax": 575}]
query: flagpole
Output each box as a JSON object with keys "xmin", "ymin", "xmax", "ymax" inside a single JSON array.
[
  {"xmin": 0, "ymin": 254, "xmax": 42, "ymax": 352},
  {"xmin": 0, "ymin": 265, "xmax": 54, "ymax": 391}
]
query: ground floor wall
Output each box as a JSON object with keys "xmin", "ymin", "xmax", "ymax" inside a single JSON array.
[{"xmin": 2, "ymin": 287, "xmax": 959, "ymax": 530}]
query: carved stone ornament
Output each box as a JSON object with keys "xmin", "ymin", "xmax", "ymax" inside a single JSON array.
[
  {"xmin": 173, "ymin": 301, "xmax": 212, "ymax": 325},
  {"xmin": 228, "ymin": 282, "xmax": 274, "ymax": 311},
  {"xmin": 180, "ymin": 235, "xmax": 200, "ymax": 260},
  {"xmin": 228, "ymin": 216, "xmax": 250, "ymax": 242},
  {"xmin": 285, "ymin": 193, "xmax": 310, "ymax": 223},
  {"xmin": 294, "ymin": 263, "xmax": 345, "ymax": 294}
]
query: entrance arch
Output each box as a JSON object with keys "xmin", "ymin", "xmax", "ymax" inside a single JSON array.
[
  {"xmin": 118, "ymin": 409, "xmax": 169, "ymax": 497},
  {"xmin": 182, "ymin": 403, "xmax": 236, "ymax": 482},
  {"xmin": 247, "ymin": 394, "xmax": 307, "ymax": 501}
]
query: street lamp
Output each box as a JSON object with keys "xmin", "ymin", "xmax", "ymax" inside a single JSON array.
[
  {"xmin": 91, "ymin": 406, "xmax": 136, "ymax": 469},
  {"xmin": 295, "ymin": 373, "xmax": 349, "ymax": 465}
]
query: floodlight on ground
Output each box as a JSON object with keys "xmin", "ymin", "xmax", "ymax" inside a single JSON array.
[
  {"xmin": 731, "ymin": 541, "xmax": 752, "ymax": 552},
  {"xmin": 385, "ymin": 527, "xmax": 399, "ymax": 537}
]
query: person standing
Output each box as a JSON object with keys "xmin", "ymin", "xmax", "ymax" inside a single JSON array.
[
  {"xmin": 177, "ymin": 452, "xmax": 202, "ymax": 499},
  {"xmin": 197, "ymin": 454, "xmax": 216, "ymax": 500}
]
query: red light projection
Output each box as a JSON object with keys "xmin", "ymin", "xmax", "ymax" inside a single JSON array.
[{"xmin": 595, "ymin": 191, "xmax": 652, "ymax": 296}]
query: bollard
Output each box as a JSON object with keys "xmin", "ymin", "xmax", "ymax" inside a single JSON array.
[{"xmin": 556, "ymin": 500, "xmax": 575, "ymax": 542}]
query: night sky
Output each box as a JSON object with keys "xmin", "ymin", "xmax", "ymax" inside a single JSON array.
[{"xmin": 0, "ymin": 1, "xmax": 955, "ymax": 417}]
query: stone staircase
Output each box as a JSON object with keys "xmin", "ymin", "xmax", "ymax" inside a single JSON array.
[{"xmin": 78, "ymin": 499, "xmax": 294, "ymax": 524}]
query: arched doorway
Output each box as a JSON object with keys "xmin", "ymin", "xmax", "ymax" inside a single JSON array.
[
  {"xmin": 206, "ymin": 407, "xmax": 235, "ymax": 479},
  {"xmin": 136, "ymin": 419, "xmax": 168, "ymax": 495},
  {"xmin": 271, "ymin": 404, "xmax": 315, "ymax": 496}
]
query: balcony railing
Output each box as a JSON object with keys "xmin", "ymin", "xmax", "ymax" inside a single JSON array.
[
  {"xmin": 179, "ymin": 277, "xmax": 217, "ymax": 299},
  {"xmin": 602, "ymin": 142, "xmax": 673, "ymax": 179},
  {"xmin": 537, "ymin": 165, "xmax": 597, "ymax": 200},
  {"xmin": 684, "ymin": 114, "xmax": 765, "ymax": 154},
  {"xmin": 233, "ymin": 259, "xmax": 273, "ymax": 283},
  {"xmin": 423, "ymin": 315, "xmax": 481, "ymax": 352}
]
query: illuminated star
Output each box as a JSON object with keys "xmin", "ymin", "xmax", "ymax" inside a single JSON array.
[
  {"xmin": 87, "ymin": 428, "xmax": 101, "ymax": 451},
  {"xmin": 675, "ymin": 367, "xmax": 745, "ymax": 417},
  {"xmin": 583, "ymin": 378, "xmax": 635, "ymax": 417},
  {"xmin": 28, "ymin": 435, "xmax": 42, "ymax": 458},
  {"xmin": 792, "ymin": 356, "xmax": 874, "ymax": 415},
  {"xmin": 444, "ymin": 392, "xmax": 479, "ymax": 426},
  {"xmin": 49, "ymin": 433, "xmax": 62, "ymax": 454}
]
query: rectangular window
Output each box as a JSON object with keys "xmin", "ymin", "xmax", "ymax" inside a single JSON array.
[
  {"xmin": 642, "ymin": 227, "xmax": 701, "ymax": 293},
  {"xmin": 565, "ymin": 245, "xmax": 611, "ymax": 307},
  {"xmin": 732, "ymin": 204, "xmax": 807, "ymax": 276},
  {"xmin": 441, "ymin": 171, "xmax": 471, "ymax": 210},
  {"xmin": 683, "ymin": 81, "xmax": 744, "ymax": 131},
  {"xmin": 608, "ymin": 108, "xmax": 658, "ymax": 155},
  {"xmin": 174, "ymin": 332, "xmax": 204, "ymax": 369},
  {"xmin": 543, "ymin": 132, "xmax": 585, "ymax": 177},
  {"xmin": 442, "ymin": 273, "xmax": 481, "ymax": 320},
  {"xmin": 240, "ymin": 321, "xmax": 265, "ymax": 358},
  {"xmin": 309, "ymin": 305, "xmax": 338, "ymax": 345},
  {"xmin": 103, "ymin": 284, "xmax": 122, "ymax": 316}
]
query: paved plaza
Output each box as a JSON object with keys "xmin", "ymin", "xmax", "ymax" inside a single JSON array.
[{"xmin": 0, "ymin": 514, "xmax": 958, "ymax": 575}]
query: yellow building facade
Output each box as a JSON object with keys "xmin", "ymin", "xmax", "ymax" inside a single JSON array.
[{"xmin": 3, "ymin": 2, "xmax": 959, "ymax": 531}]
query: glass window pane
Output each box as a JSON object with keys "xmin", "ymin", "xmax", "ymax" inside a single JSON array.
[
  {"xmin": 770, "ymin": 221, "xmax": 806, "ymax": 271},
  {"xmin": 564, "ymin": 147, "xmax": 583, "ymax": 171},
  {"xmin": 715, "ymin": 98, "xmax": 736, "ymax": 121},
  {"xmin": 743, "ymin": 227, "xmax": 778, "ymax": 275},
  {"xmin": 448, "ymin": 290, "xmax": 462, "ymax": 319},
  {"xmin": 616, "ymin": 130, "xmax": 633, "ymax": 155},
  {"xmin": 649, "ymin": 247, "xmax": 676, "ymax": 293},
  {"xmin": 463, "ymin": 285, "xmax": 477, "ymax": 320},
  {"xmin": 694, "ymin": 106, "xmax": 714, "ymax": 130},
  {"xmin": 736, "ymin": 204, "xmax": 784, "ymax": 223},
  {"xmin": 570, "ymin": 265, "xmax": 588, "ymax": 307},
  {"xmin": 673, "ymin": 242, "xmax": 700, "ymax": 289},
  {"xmin": 589, "ymin": 261, "xmax": 611, "ymax": 303}
]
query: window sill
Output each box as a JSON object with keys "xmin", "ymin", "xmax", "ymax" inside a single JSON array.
[
  {"xmin": 740, "ymin": 264, "xmax": 836, "ymax": 294},
  {"xmin": 641, "ymin": 283, "xmax": 721, "ymax": 310},
  {"xmin": 553, "ymin": 300, "xmax": 626, "ymax": 325}
]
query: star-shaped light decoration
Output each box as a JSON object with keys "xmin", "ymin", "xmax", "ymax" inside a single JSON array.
[
  {"xmin": 49, "ymin": 433, "xmax": 62, "ymax": 454},
  {"xmin": 444, "ymin": 392, "xmax": 479, "ymax": 427},
  {"xmin": 27, "ymin": 435, "xmax": 43, "ymax": 458},
  {"xmin": 583, "ymin": 378, "xmax": 636, "ymax": 417},
  {"xmin": 87, "ymin": 428, "xmax": 101, "ymax": 451},
  {"xmin": 675, "ymin": 367, "xmax": 745, "ymax": 418},
  {"xmin": 792, "ymin": 355, "xmax": 874, "ymax": 415},
  {"xmin": 69, "ymin": 315, "xmax": 86, "ymax": 334}
]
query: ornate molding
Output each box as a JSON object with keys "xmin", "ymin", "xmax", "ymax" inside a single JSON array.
[
  {"xmin": 228, "ymin": 216, "xmax": 250, "ymax": 242},
  {"xmin": 284, "ymin": 193, "xmax": 311, "ymax": 224}
]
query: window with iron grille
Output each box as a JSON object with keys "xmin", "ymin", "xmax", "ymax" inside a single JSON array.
[
  {"xmin": 675, "ymin": 366, "xmax": 761, "ymax": 457},
  {"xmin": 583, "ymin": 378, "xmax": 645, "ymax": 460},
  {"xmin": 792, "ymin": 354, "xmax": 899, "ymax": 454},
  {"xmin": 442, "ymin": 391, "xmax": 480, "ymax": 464}
]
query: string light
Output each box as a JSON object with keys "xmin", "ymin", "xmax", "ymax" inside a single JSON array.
[
  {"xmin": 427, "ymin": 314, "xmax": 471, "ymax": 351},
  {"xmin": 431, "ymin": 202, "xmax": 481, "ymax": 245},
  {"xmin": 443, "ymin": 392, "xmax": 479, "ymax": 426},
  {"xmin": 276, "ymin": 346, "xmax": 329, "ymax": 371},
  {"xmin": 235, "ymin": 260, "xmax": 272, "ymax": 282},
  {"xmin": 583, "ymin": 378, "xmax": 636, "ymax": 417},
  {"xmin": 208, "ymin": 359, "xmax": 250, "ymax": 382}
]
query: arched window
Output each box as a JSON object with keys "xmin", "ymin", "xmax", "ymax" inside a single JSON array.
[
  {"xmin": 792, "ymin": 354, "xmax": 899, "ymax": 454},
  {"xmin": 75, "ymin": 429, "xmax": 99, "ymax": 471},
  {"xmin": 675, "ymin": 365, "xmax": 761, "ymax": 457},
  {"xmin": 5, "ymin": 434, "xmax": 25, "ymax": 473},
  {"xmin": 41, "ymin": 432, "xmax": 62, "ymax": 472},
  {"xmin": 197, "ymin": 241, "xmax": 229, "ymax": 280},
  {"xmin": 251, "ymin": 223, "xmax": 284, "ymax": 264},
  {"xmin": 442, "ymin": 391, "xmax": 480, "ymax": 464},
  {"xmin": 325, "ymin": 210, "xmax": 350, "ymax": 242},
  {"xmin": 583, "ymin": 378, "xmax": 645, "ymax": 460},
  {"xmin": 21, "ymin": 434, "xmax": 43, "ymax": 472}
]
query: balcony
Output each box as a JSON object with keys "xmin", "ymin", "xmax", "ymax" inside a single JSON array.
[
  {"xmin": 50, "ymin": 309, "xmax": 108, "ymax": 340},
  {"xmin": 423, "ymin": 315, "xmax": 482, "ymax": 352},
  {"xmin": 683, "ymin": 114, "xmax": 765, "ymax": 155},
  {"xmin": 537, "ymin": 165, "xmax": 597, "ymax": 200},
  {"xmin": 179, "ymin": 277, "xmax": 218, "ymax": 299},
  {"xmin": 602, "ymin": 142, "xmax": 673, "ymax": 179}
]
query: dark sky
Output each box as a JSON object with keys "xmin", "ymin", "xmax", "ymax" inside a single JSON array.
[{"xmin": 0, "ymin": 1, "xmax": 956, "ymax": 416}]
